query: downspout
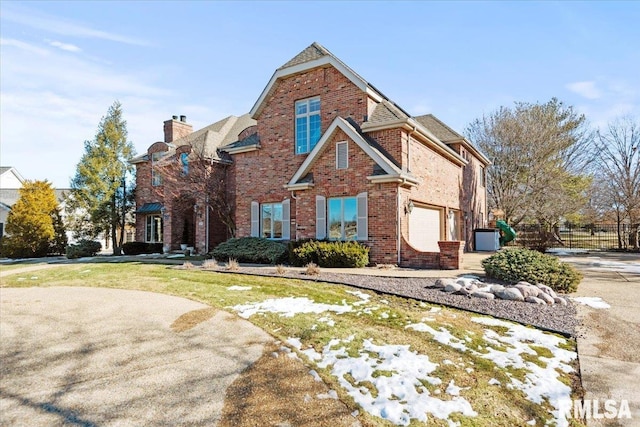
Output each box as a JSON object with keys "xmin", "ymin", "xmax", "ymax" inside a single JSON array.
[
  {"xmin": 205, "ymin": 196, "xmax": 210, "ymax": 254},
  {"xmin": 291, "ymin": 190, "xmax": 298, "ymax": 240}
]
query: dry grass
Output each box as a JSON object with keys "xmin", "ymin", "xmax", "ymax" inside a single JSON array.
[
  {"xmin": 376, "ymin": 264, "xmax": 397, "ymax": 270},
  {"xmin": 219, "ymin": 342, "xmax": 360, "ymax": 427},
  {"xmin": 182, "ymin": 261, "xmax": 195, "ymax": 270},
  {"xmin": 226, "ymin": 258, "xmax": 239, "ymax": 271},
  {"xmin": 170, "ymin": 307, "xmax": 218, "ymax": 332},
  {"xmin": 202, "ymin": 259, "xmax": 218, "ymax": 269},
  {"xmin": 305, "ymin": 262, "xmax": 320, "ymax": 276},
  {"xmin": 275, "ymin": 264, "xmax": 287, "ymax": 276}
]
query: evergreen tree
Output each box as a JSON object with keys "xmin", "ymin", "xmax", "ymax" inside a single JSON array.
[
  {"xmin": 0, "ymin": 181, "xmax": 65, "ymax": 258},
  {"xmin": 69, "ymin": 101, "xmax": 135, "ymax": 255}
]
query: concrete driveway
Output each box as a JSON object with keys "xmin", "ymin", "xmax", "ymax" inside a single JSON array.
[
  {"xmin": 564, "ymin": 253, "xmax": 640, "ymax": 426},
  {"xmin": 0, "ymin": 287, "xmax": 272, "ymax": 426}
]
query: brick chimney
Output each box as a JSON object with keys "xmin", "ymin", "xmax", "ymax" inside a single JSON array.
[{"xmin": 163, "ymin": 115, "xmax": 193, "ymax": 143}]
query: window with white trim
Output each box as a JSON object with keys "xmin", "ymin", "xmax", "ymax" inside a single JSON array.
[
  {"xmin": 151, "ymin": 151, "xmax": 163, "ymax": 186},
  {"xmin": 145, "ymin": 214, "xmax": 163, "ymax": 243},
  {"xmin": 261, "ymin": 203, "xmax": 283, "ymax": 239},
  {"xmin": 336, "ymin": 141, "xmax": 348, "ymax": 170},
  {"xmin": 328, "ymin": 197, "xmax": 357, "ymax": 240},
  {"xmin": 295, "ymin": 97, "xmax": 321, "ymax": 154}
]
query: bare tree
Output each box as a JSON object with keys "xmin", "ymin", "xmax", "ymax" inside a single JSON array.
[
  {"xmin": 154, "ymin": 140, "xmax": 235, "ymax": 245},
  {"xmin": 595, "ymin": 116, "xmax": 640, "ymax": 249},
  {"xmin": 466, "ymin": 98, "xmax": 594, "ymax": 250}
]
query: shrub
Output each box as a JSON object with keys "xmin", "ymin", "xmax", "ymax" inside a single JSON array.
[
  {"xmin": 66, "ymin": 239, "xmax": 102, "ymax": 259},
  {"xmin": 210, "ymin": 237, "xmax": 288, "ymax": 264},
  {"xmin": 293, "ymin": 240, "xmax": 369, "ymax": 268},
  {"xmin": 481, "ymin": 248, "xmax": 582, "ymax": 293},
  {"xmin": 122, "ymin": 242, "xmax": 163, "ymax": 255},
  {"xmin": 305, "ymin": 262, "xmax": 320, "ymax": 276}
]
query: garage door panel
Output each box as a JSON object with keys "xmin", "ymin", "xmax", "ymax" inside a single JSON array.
[{"xmin": 409, "ymin": 207, "xmax": 441, "ymax": 252}]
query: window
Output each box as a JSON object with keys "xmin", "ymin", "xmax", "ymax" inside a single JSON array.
[
  {"xmin": 152, "ymin": 169, "xmax": 162, "ymax": 186},
  {"xmin": 261, "ymin": 203, "xmax": 283, "ymax": 239},
  {"xmin": 328, "ymin": 197, "xmax": 358, "ymax": 240},
  {"xmin": 295, "ymin": 97, "xmax": 321, "ymax": 154},
  {"xmin": 151, "ymin": 151, "xmax": 163, "ymax": 186},
  {"xmin": 336, "ymin": 142, "xmax": 348, "ymax": 170},
  {"xmin": 145, "ymin": 215, "xmax": 163, "ymax": 243},
  {"xmin": 180, "ymin": 152, "xmax": 189, "ymax": 176},
  {"xmin": 251, "ymin": 200, "xmax": 290, "ymax": 240},
  {"xmin": 479, "ymin": 166, "xmax": 486, "ymax": 187}
]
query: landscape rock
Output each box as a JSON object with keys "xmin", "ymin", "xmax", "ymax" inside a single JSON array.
[
  {"xmin": 434, "ymin": 278, "xmax": 456, "ymax": 288},
  {"xmin": 536, "ymin": 284, "xmax": 557, "ymax": 299},
  {"xmin": 495, "ymin": 288, "xmax": 525, "ymax": 302},
  {"xmin": 515, "ymin": 284, "xmax": 541, "ymax": 298},
  {"xmin": 554, "ymin": 297, "xmax": 568, "ymax": 306},
  {"xmin": 444, "ymin": 283, "xmax": 463, "ymax": 293},
  {"xmin": 471, "ymin": 291, "xmax": 495, "ymax": 300},
  {"xmin": 455, "ymin": 287, "xmax": 474, "ymax": 297},
  {"xmin": 525, "ymin": 296, "xmax": 546, "ymax": 305},
  {"xmin": 489, "ymin": 284, "xmax": 505, "ymax": 293},
  {"xmin": 516, "ymin": 281, "xmax": 534, "ymax": 287},
  {"xmin": 538, "ymin": 292, "xmax": 555, "ymax": 305}
]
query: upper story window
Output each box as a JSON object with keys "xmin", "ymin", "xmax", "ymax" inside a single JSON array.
[
  {"xmin": 151, "ymin": 152, "xmax": 163, "ymax": 186},
  {"xmin": 295, "ymin": 97, "xmax": 321, "ymax": 154}
]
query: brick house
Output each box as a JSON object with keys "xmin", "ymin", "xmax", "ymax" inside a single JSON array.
[{"xmin": 133, "ymin": 43, "xmax": 489, "ymax": 268}]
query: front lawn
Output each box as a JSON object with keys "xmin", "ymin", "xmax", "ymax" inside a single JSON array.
[{"xmin": 1, "ymin": 262, "xmax": 585, "ymax": 427}]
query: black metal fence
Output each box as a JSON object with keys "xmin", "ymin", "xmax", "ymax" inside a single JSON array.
[{"xmin": 507, "ymin": 223, "xmax": 638, "ymax": 251}]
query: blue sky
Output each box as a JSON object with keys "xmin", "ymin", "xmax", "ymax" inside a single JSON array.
[{"xmin": 1, "ymin": 1, "xmax": 639, "ymax": 188}]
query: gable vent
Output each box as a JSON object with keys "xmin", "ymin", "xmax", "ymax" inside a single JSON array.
[{"xmin": 336, "ymin": 141, "xmax": 348, "ymax": 170}]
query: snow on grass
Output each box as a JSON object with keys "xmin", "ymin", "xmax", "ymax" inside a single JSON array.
[
  {"xmin": 302, "ymin": 336, "xmax": 476, "ymax": 426},
  {"xmin": 572, "ymin": 296, "xmax": 611, "ymax": 309},
  {"xmin": 232, "ymin": 296, "xmax": 352, "ymax": 319},
  {"xmin": 471, "ymin": 317, "xmax": 577, "ymax": 427},
  {"xmin": 227, "ymin": 285, "xmax": 252, "ymax": 291},
  {"xmin": 405, "ymin": 323, "xmax": 469, "ymax": 352}
]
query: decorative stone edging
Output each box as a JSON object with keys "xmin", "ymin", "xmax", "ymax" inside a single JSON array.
[{"xmin": 434, "ymin": 278, "xmax": 568, "ymax": 306}]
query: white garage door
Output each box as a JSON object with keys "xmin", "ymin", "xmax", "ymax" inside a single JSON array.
[{"xmin": 409, "ymin": 206, "xmax": 442, "ymax": 252}]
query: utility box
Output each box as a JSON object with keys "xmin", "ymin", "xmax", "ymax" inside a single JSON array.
[{"xmin": 474, "ymin": 228, "xmax": 500, "ymax": 251}]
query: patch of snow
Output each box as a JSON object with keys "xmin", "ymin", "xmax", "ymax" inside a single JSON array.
[
  {"xmin": 166, "ymin": 254, "xmax": 185, "ymax": 258},
  {"xmin": 79, "ymin": 270, "xmax": 91, "ymax": 273},
  {"xmin": 488, "ymin": 378, "xmax": 501, "ymax": 386},
  {"xmin": 30, "ymin": 276, "xmax": 38, "ymax": 280},
  {"xmin": 526, "ymin": 419, "xmax": 536, "ymax": 425},
  {"xmin": 405, "ymin": 323, "xmax": 468, "ymax": 352},
  {"xmin": 232, "ymin": 296, "xmax": 352, "ymax": 318},
  {"xmin": 317, "ymin": 390, "xmax": 339, "ymax": 400},
  {"xmin": 429, "ymin": 307, "xmax": 441, "ymax": 313},
  {"xmin": 312, "ymin": 337, "xmax": 476, "ymax": 426},
  {"xmin": 346, "ymin": 290, "xmax": 371, "ymax": 306},
  {"xmin": 446, "ymin": 380, "xmax": 462, "ymax": 396},
  {"xmin": 471, "ymin": 317, "xmax": 577, "ymax": 427},
  {"xmin": 572, "ymin": 296, "xmax": 611, "ymax": 309},
  {"xmin": 309, "ymin": 369, "xmax": 322, "ymax": 382},
  {"xmin": 227, "ymin": 285, "xmax": 252, "ymax": 291},
  {"xmin": 380, "ymin": 312, "xmax": 389, "ymax": 319},
  {"xmin": 318, "ymin": 316, "xmax": 335, "ymax": 326}
]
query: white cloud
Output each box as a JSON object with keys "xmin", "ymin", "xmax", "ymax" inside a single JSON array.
[
  {"xmin": 2, "ymin": 5, "xmax": 148, "ymax": 46},
  {"xmin": 566, "ymin": 81, "xmax": 602, "ymax": 100},
  {"xmin": 0, "ymin": 38, "xmax": 49, "ymax": 56},
  {"xmin": 46, "ymin": 39, "xmax": 81, "ymax": 53}
]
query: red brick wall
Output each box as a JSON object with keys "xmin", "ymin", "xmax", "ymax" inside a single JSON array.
[
  {"xmin": 232, "ymin": 66, "xmax": 375, "ymax": 242},
  {"xmin": 163, "ymin": 118, "xmax": 193, "ymax": 143}
]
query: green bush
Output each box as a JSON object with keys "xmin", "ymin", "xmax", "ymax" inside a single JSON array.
[
  {"xmin": 481, "ymin": 248, "xmax": 582, "ymax": 293},
  {"xmin": 66, "ymin": 239, "xmax": 102, "ymax": 259},
  {"xmin": 292, "ymin": 240, "xmax": 369, "ymax": 268},
  {"xmin": 287, "ymin": 239, "xmax": 317, "ymax": 266},
  {"xmin": 210, "ymin": 237, "xmax": 288, "ymax": 264},
  {"xmin": 122, "ymin": 242, "xmax": 163, "ymax": 255}
]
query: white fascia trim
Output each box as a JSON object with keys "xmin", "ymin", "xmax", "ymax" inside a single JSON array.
[
  {"xmin": 284, "ymin": 182, "xmax": 314, "ymax": 191},
  {"xmin": 367, "ymin": 174, "xmax": 419, "ymax": 187},
  {"xmin": 287, "ymin": 117, "xmax": 401, "ymax": 187},
  {"xmin": 223, "ymin": 145, "xmax": 260, "ymax": 155},
  {"xmin": 360, "ymin": 119, "xmax": 408, "ymax": 132},
  {"xmin": 250, "ymin": 56, "xmax": 382, "ymax": 118}
]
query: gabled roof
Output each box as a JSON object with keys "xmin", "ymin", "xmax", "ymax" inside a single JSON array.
[
  {"xmin": 251, "ymin": 42, "xmax": 385, "ymax": 119},
  {"xmin": 130, "ymin": 114, "xmax": 256, "ymax": 164},
  {"xmin": 413, "ymin": 114, "xmax": 463, "ymax": 142},
  {"xmin": 366, "ymin": 100, "xmax": 410, "ymax": 127},
  {"xmin": 414, "ymin": 114, "xmax": 490, "ymax": 165},
  {"xmin": 221, "ymin": 132, "xmax": 260, "ymax": 154},
  {"xmin": 0, "ymin": 166, "xmax": 26, "ymax": 187},
  {"xmin": 287, "ymin": 117, "xmax": 418, "ymax": 190}
]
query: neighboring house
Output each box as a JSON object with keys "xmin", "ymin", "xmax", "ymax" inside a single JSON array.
[
  {"xmin": 0, "ymin": 166, "xmax": 71, "ymax": 242},
  {"xmin": 133, "ymin": 43, "xmax": 490, "ymax": 268}
]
